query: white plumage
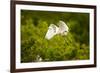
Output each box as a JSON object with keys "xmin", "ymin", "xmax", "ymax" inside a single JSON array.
[{"xmin": 45, "ymin": 20, "xmax": 69, "ymax": 40}]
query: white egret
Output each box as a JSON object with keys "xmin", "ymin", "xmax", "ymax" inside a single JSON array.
[{"xmin": 45, "ymin": 20, "xmax": 69, "ymax": 40}]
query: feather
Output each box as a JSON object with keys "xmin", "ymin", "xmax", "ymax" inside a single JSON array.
[{"xmin": 45, "ymin": 21, "xmax": 69, "ymax": 40}]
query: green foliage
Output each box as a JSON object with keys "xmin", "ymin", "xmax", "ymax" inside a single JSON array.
[{"xmin": 21, "ymin": 10, "xmax": 89, "ymax": 63}]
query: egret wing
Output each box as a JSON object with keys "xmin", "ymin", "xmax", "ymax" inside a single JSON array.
[{"xmin": 45, "ymin": 24, "xmax": 58, "ymax": 40}]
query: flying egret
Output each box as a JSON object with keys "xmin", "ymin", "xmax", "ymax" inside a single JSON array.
[{"xmin": 45, "ymin": 20, "xmax": 69, "ymax": 40}]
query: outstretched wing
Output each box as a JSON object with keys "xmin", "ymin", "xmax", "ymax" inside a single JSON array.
[
  {"xmin": 58, "ymin": 21, "xmax": 69, "ymax": 35},
  {"xmin": 45, "ymin": 24, "xmax": 58, "ymax": 40}
]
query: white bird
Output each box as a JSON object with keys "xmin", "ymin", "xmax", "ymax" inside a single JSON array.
[
  {"xmin": 36, "ymin": 55, "xmax": 42, "ymax": 62},
  {"xmin": 45, "ymin": 20, "xmax": 69, "ymax": 40}
]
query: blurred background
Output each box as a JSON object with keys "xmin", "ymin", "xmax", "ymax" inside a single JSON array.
[{"xmin": 21, "ymin": 10, "xmax": 89, "ymax": 63}]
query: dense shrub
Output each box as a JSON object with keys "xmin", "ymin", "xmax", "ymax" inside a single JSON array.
[{"xmin": 21, "ymin": 10, "xmax": 89, "ymax": 63}]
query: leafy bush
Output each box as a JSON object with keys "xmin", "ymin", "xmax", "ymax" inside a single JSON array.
[{"xmin": 21, "ymin": 10, "xmax": 89, "ymax": 63}]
